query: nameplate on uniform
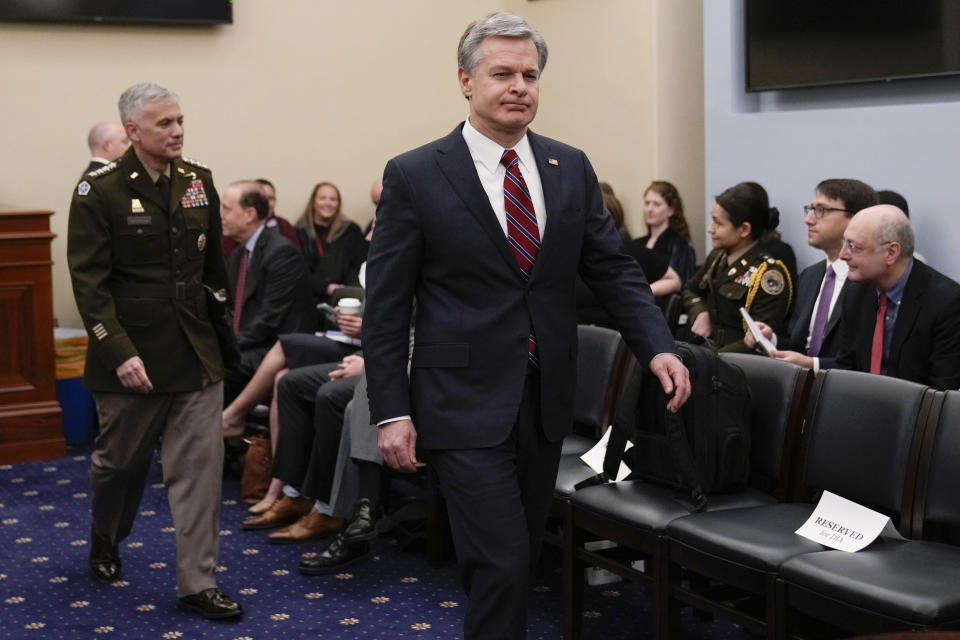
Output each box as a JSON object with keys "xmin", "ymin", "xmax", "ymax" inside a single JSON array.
[
  {"xmin": 127, "ymin": 215, "xmax": 153, "ymax": 225},
  {"xmin": 795, "ymin": 490, "xmax": 904, "ymax": 552},
  {"xmin": 180, "ymin": 178, "xmax": 209, "ymax": 208}
]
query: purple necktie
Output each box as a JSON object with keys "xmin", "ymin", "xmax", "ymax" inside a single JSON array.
[
  {"xmin": 807, "ymin": 265, "xmax": 835, "ymax": 357},
  {"xmin": 232, "ymin": 248, "xmax": 250, "ymax": 333}
]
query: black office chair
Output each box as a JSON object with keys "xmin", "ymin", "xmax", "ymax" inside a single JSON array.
[
  {"xmin": 664, "ymin": 369, "xmax": 935, "ymax": 640},
  {"xmin": 780, "ymin": 388, "xmax": 960, "ymax": 635},
  {"xmin": 563, "ymin": 354, "xmax": 812, "ymax": 640},
  {"xmin": 544, "ymin": 324, "xmax": 629, "ymax": 550}
]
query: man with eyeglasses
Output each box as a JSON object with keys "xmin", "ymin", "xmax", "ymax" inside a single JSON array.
[
  {"xmin": 833, "ymin": 205, "xmax": 960, "ymax": 390},
  {"xmin": 746, "ymin": 179, "xmax": 876, "ymax": 370}
]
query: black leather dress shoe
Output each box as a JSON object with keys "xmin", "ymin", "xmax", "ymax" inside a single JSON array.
[
  {"xmin": 89, "ymin": 531, "xmax": 121, "ymax": 583},
  {"xmin": 298, "ymin": 535, "xmax": 372, "ymax": 575},
  {"xmin": 341, "ymin": 498, "xmax": 380, "ymax": 543},
  {"xmin": 178, "ymin": 588, "xmax": 243, "ymax": 620}
]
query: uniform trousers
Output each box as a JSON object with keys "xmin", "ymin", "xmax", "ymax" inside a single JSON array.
[
  {"xmin": 91, "ymin": 381, "xmax": 224, "ymax": 597},
  {"xmin": 273, "ymin": 362, "xmax": 361, "ymax": 501},
  {"xmin": 430, "ymin": 370, "xmax": 563, "ymax": 640}
]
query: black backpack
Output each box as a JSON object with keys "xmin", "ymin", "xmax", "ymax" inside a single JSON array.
[{"xmin": 602, "ymin": 342, "xmax": 752, "ymax": 510}]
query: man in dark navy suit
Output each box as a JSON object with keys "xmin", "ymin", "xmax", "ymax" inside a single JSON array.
[
  {"xmin": 746, "ymin": 179, "xmax": 876, "ymax": 370},
  {"xmin": 835, "ymin": 205, "xmax": 960, "ymax": 390},
  {"xmin": 363, "ymin": 12, "xmax": 690, "ymax": 639}
]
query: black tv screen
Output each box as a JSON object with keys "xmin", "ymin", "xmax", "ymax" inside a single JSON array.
[
  {"xmin": 0, "ymin": 1, "xmax": 232, "ymax": 25},
  {"xmin": 745, "ymin": 0, "xmax": 960, "ymax": 91}
]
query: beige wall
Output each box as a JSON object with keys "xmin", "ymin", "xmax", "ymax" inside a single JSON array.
[{"xmin": 0, "ymin": 0, "xmax": 703, "ymax": 329}]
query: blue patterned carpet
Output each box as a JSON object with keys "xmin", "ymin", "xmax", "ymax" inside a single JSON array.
[{"xmin": 0, "ymin": 448, "xmax": 740, "ymax": 639}]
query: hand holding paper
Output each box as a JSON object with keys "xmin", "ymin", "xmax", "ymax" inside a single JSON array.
[{"xmin": 740, "ymin": 307, "xmax": 776, "ymax": 356}]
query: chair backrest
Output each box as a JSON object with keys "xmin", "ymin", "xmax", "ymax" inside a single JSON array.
[
  {"xmin": 912, "ymin": 390, "xmax": 960, "ymax": 543},
  {"xmin": 719, "ymin": 353, "xmax": 812, "ymax": 499},
  {"xmin": 797, "ymin": 369, "xmax": 933, "ymax": 527},
  {"xmin": 658, "ymin": 293, "xmax": 682, "ymax": 336},
  {"xmin": 572, "ymin": 325, "xmax": 628, "ymax": 438}
]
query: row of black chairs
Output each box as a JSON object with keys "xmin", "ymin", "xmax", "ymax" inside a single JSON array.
[{"xmin": 555, "ymin": 325, "xmax": 960, "ymax": 639}]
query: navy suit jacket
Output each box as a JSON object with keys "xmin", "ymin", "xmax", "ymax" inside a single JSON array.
[
  {"xmin": 227, "ymin": 226, "xmax": 313, "ymax": 352},
  {"xmin": 363, "ymin": 124, "xmax": 675, "ymax": 449},
  {"xmin": 835, "ymin": 260, "xmax": 960, "ymax": 390},
  {"xmin": 780, "ymin": 260, "xmax": 854, "ymax": 369}
]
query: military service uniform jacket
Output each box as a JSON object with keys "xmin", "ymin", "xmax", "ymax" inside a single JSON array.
[
  {"xmin": 680, "ymin": 242, "xmax": 792, "ymax": 353},
  {"xmin": 68, "ymin": 147, "xmax": 229, "ymax": 393}
]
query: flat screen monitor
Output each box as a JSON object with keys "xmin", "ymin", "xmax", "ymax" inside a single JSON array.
[
  {"xmin": 745, "ymin": 0, "xmax": 960, "ymax": 91},
  {"xmin": 0, "ymin": 1, "xmax": 232, "ymax": 25}
]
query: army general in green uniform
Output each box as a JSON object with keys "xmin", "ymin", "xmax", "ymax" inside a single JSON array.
[
  {"xmin": 67, "ymin": 83, "xmax": 242, "ymax": 619},
  {"xmin": 681, "ymin": 182, "xmax": 793, "ymax": 353}
]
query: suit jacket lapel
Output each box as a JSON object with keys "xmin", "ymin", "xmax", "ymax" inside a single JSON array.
[
  {"xmin": 435, "ymin": 125, "xmax": 524, "ymax": 279},
  {"xmin": 120, "ymin": 150, "xmax": 166, "ymax": 212},
  {"xmin": 527, "ymin": 131, "xmax": 561, "ymax": 282},
  {"xmin": 824, "ymin": 279, "xmax": 847, "ymax": 336},
  {"xmin": 888, "ymin": 261, "xmax": 927, "ymax": 370},
  {"xmin": 793, "ymin": 262, "xmax": 825, "ymax": 343},
  {"xmin": 243, "ymin": 230, "xmax": 269, "ymax": 304}
]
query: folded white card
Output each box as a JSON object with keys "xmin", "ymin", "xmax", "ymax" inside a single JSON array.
[
  {"xmin": 740, "ymin": 307, "xmax": 776, "ymax": 356},
  {"xmin": 580, "ymin": 426, "xmax": 632, "ymax": 482},
  {"xmin": 795, "ymin": 490, "xmax": 905, "ymax": 552}
]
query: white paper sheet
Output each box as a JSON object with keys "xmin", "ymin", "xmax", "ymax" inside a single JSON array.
[
  {"xmin": 580, "ymin": 426, "xmax": 633, "ymax": 482},
  {"xmin": 795, "ymin": 490, "xmax": 906, "ymax": 552},
  {"xmin": 739, "ymin": 307, "xmax": 776, "ymax": 356}
]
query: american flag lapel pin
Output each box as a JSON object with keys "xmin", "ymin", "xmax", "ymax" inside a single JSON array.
[{"xmin": 548, "ymin": 158, "xmax": 559, "ymax": 166}]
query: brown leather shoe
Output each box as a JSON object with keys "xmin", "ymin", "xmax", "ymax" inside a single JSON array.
[
  {"xmin": 241, "ymin": 496, "xmax": 312, "ymax": 530},
  {"xmin": 267, "ymin": 509, "xmax": 345, "ymax": 544}
]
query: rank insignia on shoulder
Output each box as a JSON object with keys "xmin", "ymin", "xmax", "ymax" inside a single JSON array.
[
  {"xmin": 197, "ymin": 233, "xmax": 207, "ymax": 251},
  {"xmin": 767, "ymin": 258, "xmax": 776, "ymax": 265},
  {"xmin": 182, "ymin": 156, "xmax": 209, "ymax": 170},
  {"xmin": 77, "ymin": 181, "xmax": 90, "ymax": 196},
  {"xmin": 131, "ymin": 198, "xmax": 144, "ymax": 213},
  {"xmin": 87, "ymin": 162, "xmax": 117, "ymax": 178},
  {"xmin": 761, "ymin": 269, "xmax": 785, "ymax": 295}
]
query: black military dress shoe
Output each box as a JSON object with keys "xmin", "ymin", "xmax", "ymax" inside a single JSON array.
[
  {"xmin": 341, "ymin": 498, "xmax": 380, "ymax": 543},
  {"xmin": 89, "ymin": 531, "xmax": 121, "ymax": 583},
  {"xmin": 298, "ymin": 534, "xmax": 372, "ymax": 575},
  {"xmin": 178, "ymin": 588, "xmax": 243, "ymax": 620}
]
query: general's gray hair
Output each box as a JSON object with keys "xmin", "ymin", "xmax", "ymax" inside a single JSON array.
[
  {"xmin": 118, "ymin": 83, "xmax": 179, "ymax": 124},
  {"xmin": 457, "ymin": 12, "xmax": 548, "ymax": 74},
  {"xmin": 875, "ymin": 210, "xmax": 915, "ymax": 258}
]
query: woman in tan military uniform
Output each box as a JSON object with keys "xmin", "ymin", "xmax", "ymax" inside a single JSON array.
[{"xmin": 681, "ymin": 181, "xmax": 792, "ymax": 353}]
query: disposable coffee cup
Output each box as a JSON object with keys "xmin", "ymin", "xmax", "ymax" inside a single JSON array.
[{"xmin": 338, "ymin": 297, "xmax": 362, "ymax": 316}]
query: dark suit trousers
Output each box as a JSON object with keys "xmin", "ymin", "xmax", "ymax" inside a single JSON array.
[
  {"xmin": 430, "ymin": 371, "xmax": 563, "ymax": 640},
  {"xmin": 273, "ymin": 362, "xmax": 360, "ymax": 501}
]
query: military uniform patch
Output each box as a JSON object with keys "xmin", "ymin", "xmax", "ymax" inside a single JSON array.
[
  {"xmin": 761, "ymin": 269, "xmax": 785, "ymax": 295},
  {"xmin": 77, "ymin": 181, "xmax": 90, "ymax": 196}
]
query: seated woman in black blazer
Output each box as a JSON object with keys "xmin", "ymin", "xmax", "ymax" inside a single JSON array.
[
  {"xmin": 638, "ymin": 180, "xmax": 697, "ymax": 283},
  {"xmin": 294, "ymin": 182, "xmax": 367, "ymax": 309}
]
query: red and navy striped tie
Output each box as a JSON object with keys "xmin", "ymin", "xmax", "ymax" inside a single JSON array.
[{"xmin": 500, "ymin": 149, "xmax": 540, "ymax": 367}]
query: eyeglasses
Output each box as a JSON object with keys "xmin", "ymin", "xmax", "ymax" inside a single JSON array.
[
  {"xmin": 804, "ymin": 204, "xmax": 848, "ymax": 219},
  {"xmin": 841, "ymin": 239, "xmax": 892, "ymax": 255}
]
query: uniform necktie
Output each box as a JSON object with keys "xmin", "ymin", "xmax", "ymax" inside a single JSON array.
[
  {"xmin": 156, "ymin": 174, "xmax": 171, "ymax": 208},
  {"xmin": 233, "ymin": 248, "xmax": 250, "ymax": 333},
  {"xmin": 500, "ymin": 149, "xmax": 540, "ymax": 366},
  {"xmin": 807, "ymin": 265, "xmax": 836, "ymax": 357},
  {"xmin": 870, "ymin": 293, "xmax": 887, "ymax": 374}
]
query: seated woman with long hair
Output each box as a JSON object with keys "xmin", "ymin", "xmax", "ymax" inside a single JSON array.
[
  {"xmin": 295, "ymin": 182, "xmax": 368, "ymax": 309},
  {"xmin": 639, "ymin": 180, "xmax": 697, "ymax": 283}
]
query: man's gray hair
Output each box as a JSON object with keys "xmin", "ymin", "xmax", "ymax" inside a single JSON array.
[
  {"xmin": 875, "ymin": 210, "xmax": 915, "ymax": 258},
  {"xmin": 118, "ymin": 83, "xmax": 179, "ymax": 124},
  {"xmin": 457, "ymin": 12, "xmax": 548, "ymax": 74}
]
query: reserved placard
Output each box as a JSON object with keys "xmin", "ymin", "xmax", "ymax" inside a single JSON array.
[
  {"xmin": 580, "ymin": 426, "xmax": 632, "ymax": 482},
  {"xmin": 795, "ymin": 490, "xmax": 905, "ymax": 552}
]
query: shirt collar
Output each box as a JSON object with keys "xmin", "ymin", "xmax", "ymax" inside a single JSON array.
[
  {"xmin": 245, "ymin": 222, "xmax": 266, "ymax": 254},
  {"xmin": 90, "ymin": 157, "xmax": 110, "ymax": 165},
  {"xmin": 882, "ymin": 258, "xmax": 913, "ymax": 306},
  {"xmin": 462, "ymin": 118, "xmax": 536, "ymax": 176},
  {"xmin": 827, "ymin": 256, "xmax": 849, "ymax": 280},
  {"xmin": 726, "ymin": 241, "xmax": 759, "ymax": 266},
  {"xmin": 143, "ymin": 163, "xmax": 171, "ymax": 185}
]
